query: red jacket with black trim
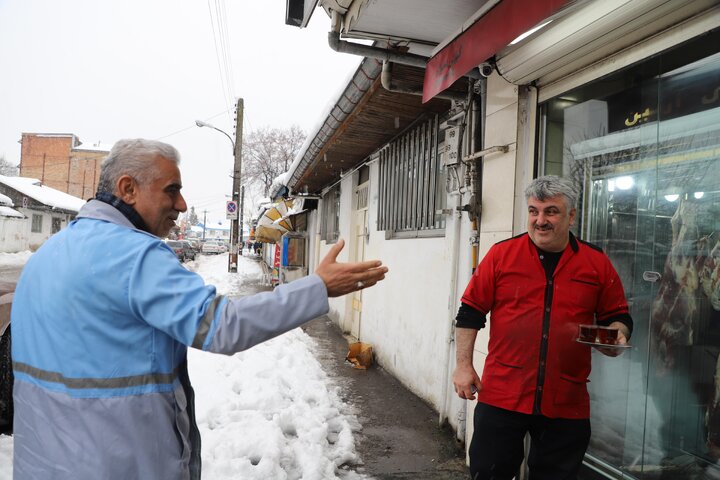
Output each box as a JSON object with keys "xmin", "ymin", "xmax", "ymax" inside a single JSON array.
[{"xmin": 461, "ymin": 233, "xmax": 629, "ymax": 419}]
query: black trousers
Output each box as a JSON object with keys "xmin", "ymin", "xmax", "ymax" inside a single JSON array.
[{"xmin": 469, "ymin": 402, "xmax": 591, "ymax": 480}]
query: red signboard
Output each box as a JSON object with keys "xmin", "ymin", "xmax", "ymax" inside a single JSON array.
[
  {"xmin": 423, "ymin": 0, "xmax": 571, "ymax": 103},
  {"xmin": 271, "ymin": 242, "xmax": 282, "ymax": 286},
  {"xmin": 273, "ymin": 242, "xmax": 281, "ymax": 269}
]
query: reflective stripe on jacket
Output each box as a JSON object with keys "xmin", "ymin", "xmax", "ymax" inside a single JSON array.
[
  {"xmin": 12, "ymin": 200, "xmax": 329, "ymax": 479},
  {"xmin": 461, "ymin": 233, "xmax": 629, "ymax": 419}
]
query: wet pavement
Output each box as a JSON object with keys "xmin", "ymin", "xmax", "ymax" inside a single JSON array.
[
  {"xmin": 302, "ymin": 316, "xmax": 469, "ymax": 480},
  {"xmin": 0, "ymin": 265, "xmax": 22, "ymax": 284},
  {"xmin": 235, "ymin": 255, "xmax": 468, "ymax": 479}
]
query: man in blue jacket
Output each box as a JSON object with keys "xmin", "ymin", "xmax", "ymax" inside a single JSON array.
[{"xmin": 11, "ymin": 138, "xmax": 388, "ymax": 479}]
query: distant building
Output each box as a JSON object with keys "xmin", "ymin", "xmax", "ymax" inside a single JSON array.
[
  {"xmin": 0, "ymin": 192, "xmax": 25, "ymax": 252},
  {"xmin": 19, "ymin": 133, "xmax": 110, "ymax": 200},
  {"xmin": 202, "ymin": 220, "xmax": 231, "ymax": 242},
  {"xmin": 0, "ymin": 175, "xmax": 85, "ymax": 252}
]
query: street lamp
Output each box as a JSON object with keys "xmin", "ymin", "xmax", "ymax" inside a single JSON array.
[
  {"xmin": 195, "ymin": 115, "xmax": 242, "ymax": 273},
  {"xmin": 195, "ymin": 120, "xmax": 235, "ymax": 151}
]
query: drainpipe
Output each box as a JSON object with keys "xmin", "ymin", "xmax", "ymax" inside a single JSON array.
[
  {"xmin": 439, "ymin": 79, "xmax": 487, "ymax": 440},
  {"xmin": 328, "ymin": 10, "xmax": 481, "ymax": 77},
  {"xmin": 470, "ymin": 78, "xmax": 487, "ymax": 272},
  {"xmin": 381, "ymin": 60, "xmax": 468, "ymax": 103},
  {"xmin": 439, "ymin": 89, "xmax": 473, "ymax": 429},
  {"xmin": 439, "ymin": 187, "xmax": 465, "ymax": 429}
]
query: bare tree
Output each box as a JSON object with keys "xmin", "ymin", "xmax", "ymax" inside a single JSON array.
[
  {"xmin": 242, "ymin": 125, "xmax": 305, "ymax": 197},
  {"xmin": 0, "ymin": 156, "xmax": 18, "ymax": 176},
  {"xmin": 187, "ymin": 206, "xmax": 199, "ymax": 226}
]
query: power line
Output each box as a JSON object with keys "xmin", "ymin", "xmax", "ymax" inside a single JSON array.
[
  {"xmin": 217, "ymin": 0, "xmax": 235, "ymax": 104},
  {"xmin": 207, "ymin": 0, "xmax": 231, "ymax": 111},
  {"xmin": 207, "ymin": 0, "xmax": 235, "ymax": 116},
  {"xmin": 154, "ymin": 123, "xmax": 199, "ymax": 141},
  {"xmin": 156, "ymin": 109, "xmax": 233, "ymax": 140}
]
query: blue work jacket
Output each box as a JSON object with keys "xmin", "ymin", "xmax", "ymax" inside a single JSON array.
[{"xmin": 11, "ymin": 200, "xmax": 329, "ymax": 479}]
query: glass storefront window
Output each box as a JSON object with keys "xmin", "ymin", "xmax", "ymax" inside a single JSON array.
[{"xmin": 540, "ymin": 29, "xmax": 720, "ymax": 479}]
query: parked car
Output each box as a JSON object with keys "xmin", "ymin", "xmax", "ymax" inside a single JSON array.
[
  {"xmin": 187, "ymin": 240, "xmax": 201, "ymax": 254},
  {"xmin": 180, "ymin": 240, "xmax": 196, "ymax": 261},
  {"xmin": 0, "ymin": 280, "xmax": 15, "ymax": 435},
  {"xmin": 165, "ymin": 240, "xmax": 189, "ymax": 262},
  {"xmin": 202, "ymin": 241, "xmax": 223, "ymax": 255}
]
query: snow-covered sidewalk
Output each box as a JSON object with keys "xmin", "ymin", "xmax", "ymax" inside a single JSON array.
[{"xmin": 0, "ymin": 252, "xmax": 367, "ymax": 479}]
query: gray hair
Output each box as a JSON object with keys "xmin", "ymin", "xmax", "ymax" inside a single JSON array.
[
  {"xmin": 524, "ymin": 175, "xmax": 579, "ymax": 210},
  {"xmin": 96, "ymin": 139, "xmax": 180, "ymax": 194}
]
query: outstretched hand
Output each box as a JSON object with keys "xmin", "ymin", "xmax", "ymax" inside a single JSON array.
[{"xmin": 315, "ymin": 239, "xmax": 388, "ymax": 297}]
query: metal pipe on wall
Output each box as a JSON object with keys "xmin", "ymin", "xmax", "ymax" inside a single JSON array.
[
  {"xmin": 439, "ymin": 84, "xmax": 478, "ymax": 432},
  {"xmin": 471, "ymin": 78, "xmax": 487, "ymax": 272},
  {"xmin": 328, "ymin": 10, "xmax": 481, "ymax": 78}
]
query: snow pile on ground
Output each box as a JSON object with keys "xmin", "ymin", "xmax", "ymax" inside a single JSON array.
[
  {"xmin": 190, "ymin": 254, "xmax": 366, "ymax": 480},
  {"xmin": 0, "ymin": 250, "xmax": 32, "ymax": 268},
  {"xmin": 0, "ymin": 252, "xmax": 368, "ymax": 479},
  {"xmin": 190, "ymin": 331, "xmax": 363, "ymax": 479}
]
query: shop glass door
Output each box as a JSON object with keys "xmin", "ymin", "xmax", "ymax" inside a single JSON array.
[{"xmin": 540, "ymin": 31, "xmax": 720, "ymax": 479}]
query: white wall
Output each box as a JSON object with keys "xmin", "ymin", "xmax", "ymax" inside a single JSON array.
[
  {"xmin": 465, "ymin": 71, "xmax": 523, "ymax": 446},
  {"xmin": 312, "ymin": 161, "xmax": 476, "ymax": 433},
  {"xmin": 0, "ymin": 217, "xmax": 26, "ymax": 252},
  {"xmin": 319, "ymin": 175, "xmax": 355, "ymax": 327},
  {"xmin": 9, "ymin": 209, "xmax": 75, "ymax": 251},
  {"xmin": 305, "ymin": 79, "xmax": 525, "ymax": 436}
]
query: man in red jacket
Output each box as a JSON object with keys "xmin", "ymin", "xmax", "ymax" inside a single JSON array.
[{"xmin": 452, "ymin": 175, "xmax": 632, "ymax": 480}]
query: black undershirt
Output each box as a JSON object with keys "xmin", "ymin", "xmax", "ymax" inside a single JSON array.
[{"xmin": 536, "ymin": 247, "xmax": 563, "ymax": 280}]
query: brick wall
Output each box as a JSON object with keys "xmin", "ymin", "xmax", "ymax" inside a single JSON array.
[
  {"xmin": 19, "ymin": 134, "xmax": 75, "ymax": 192},
  {"xmin": 19, "ymin": 133, "xmax": 107, "ymax": 198},
  {"xmin": 69, "ymin": 150, "xmax": 104, "ymax": 199}
]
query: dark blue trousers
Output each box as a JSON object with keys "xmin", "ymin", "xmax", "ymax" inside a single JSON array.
[{"xmin": 469, "ymin": 402, "xmax": 591, "ymax": 480}]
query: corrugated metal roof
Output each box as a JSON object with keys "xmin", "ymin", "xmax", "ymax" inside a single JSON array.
[{"xmin": 282, "ymin": 58, "xmax": 463, "ymax": 195}]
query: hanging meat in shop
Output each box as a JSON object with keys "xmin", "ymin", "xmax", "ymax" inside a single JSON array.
[
  {"xmin": 708, "ymin": 351, "xmax": 720, "ymax": 457},
  {"xmin": 700, "ymin": 233, "xmax": 720, "ymax": 456},
  {"xmin": 651, "ymin": 199, "xmax": 700, "ymax": 371},
  {"xmin": 699, "ymin": 233, "xmax": 720, "ymax": 311},
  {"xmin": 650, "ymin": 198, "xmax": 720, "ymax": 457}
]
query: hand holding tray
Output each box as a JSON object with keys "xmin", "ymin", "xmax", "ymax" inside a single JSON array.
[{"xmin": 576, "ymin": 324, "xmax": 631, "ymax": 349}]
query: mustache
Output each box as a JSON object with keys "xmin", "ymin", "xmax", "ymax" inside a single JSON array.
[{"xmin": 534, "ymin": 224, "xmax": 553, "ymax": 230}]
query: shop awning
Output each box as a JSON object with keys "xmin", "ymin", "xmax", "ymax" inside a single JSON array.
[
  {"xmin": 254, "ymin": 199, "xmax": 307, "ymax": 243},
  {"xmin": 422, "ymin": 0, "xmax": 571, "ymax": 102}
]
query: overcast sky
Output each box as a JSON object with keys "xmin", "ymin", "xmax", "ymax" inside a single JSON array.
[{"xmin": 0, "ymin": 1, "xmax": 361, "ymax": 225}]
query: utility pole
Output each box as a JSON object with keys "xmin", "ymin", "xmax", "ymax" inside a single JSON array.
[
  {"xmin": 229, "ymin": 98, "xmax": 243, "ymax": 273},
  {"xmin": 202, "ymin": 210, "xmax": 207, "ymax": 240},
  {"xmin": 239, "ymin": 185, "xmax": 245, "ymax": 252}
]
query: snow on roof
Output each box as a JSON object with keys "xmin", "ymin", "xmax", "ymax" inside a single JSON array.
[
  {"xmin": 30, "ymin": 133, "xmax": 76, "ymax": 138},
  {"xmin": 0, "ymin": 206, "xmax": 23, "ymax": 218},
  {"xmin": 268, "ymin": 172, "xmax": 290, "ymax": 198},
  {"xmin": 256, "ymin": 198, "xmax": 272, "ymax": 211},
  {"xmin": 206, "ymin": 219, "xmax": 231, "ymax": 231},
  {"xmin": 0, "ymin": 192, "xmax": 12, "ymax": 207},
  {"xmin": 0, "ymin": 175, "xmax": 86, "ymax": 212},
  {"xmin": 73, "ymin": 142, "xmax": 112, "ymax": 153}
]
